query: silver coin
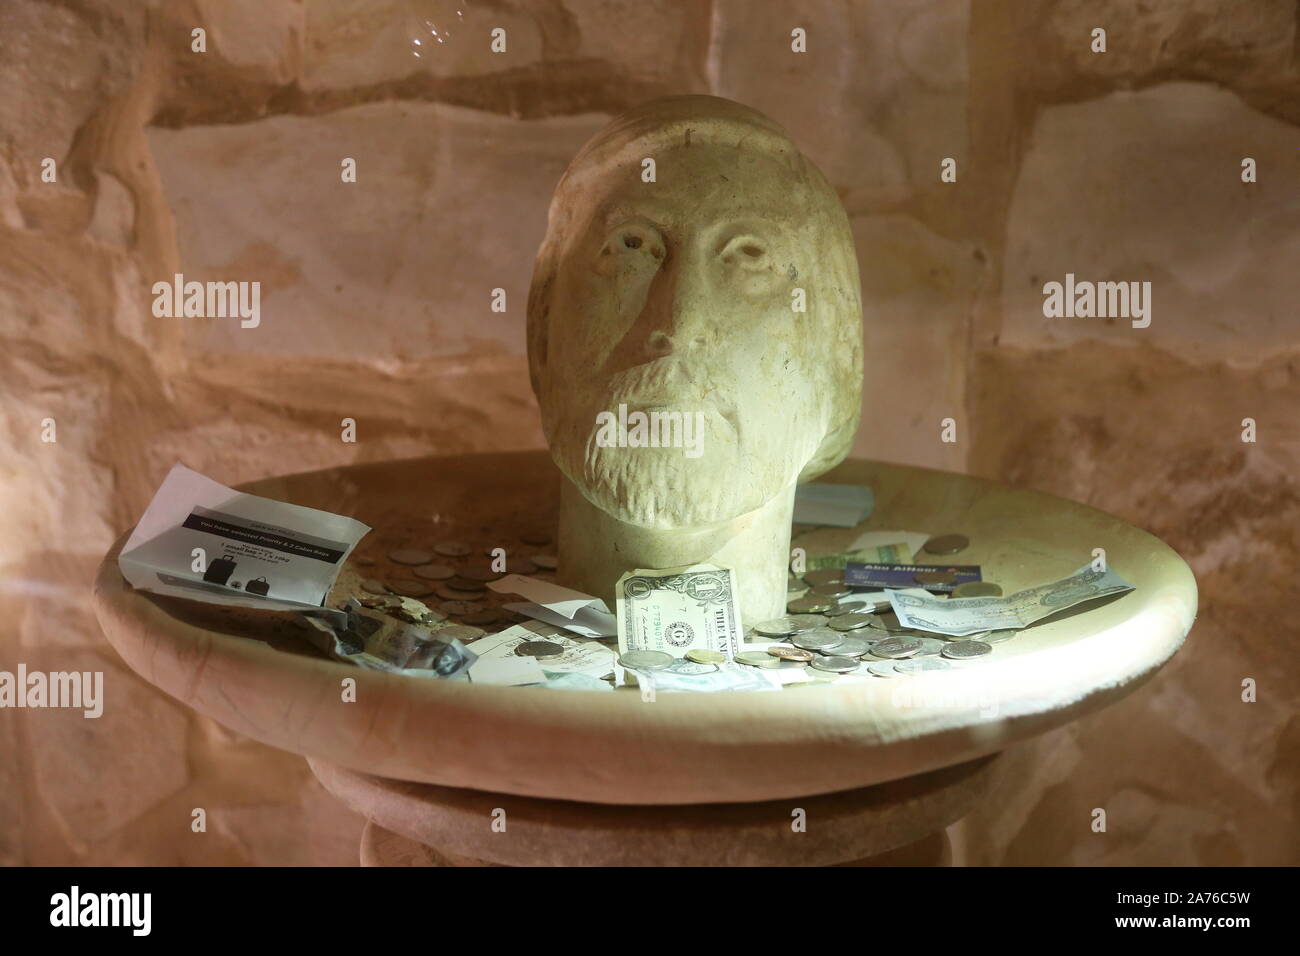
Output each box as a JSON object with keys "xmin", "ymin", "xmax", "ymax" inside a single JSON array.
[
  {"xmin": 952, "ymin": 581, "xmax": 1002, "ymax": 598},
  {"xmin": 753, "ymin": 617, "xmax": 798, "ymax": 637},
  {"xmin": 448, "ymin": 576, "xmax": 488, "ymax": 592},
  {"xmin": 828, "ymin": 612, "xmax": 874, "ymax": 631},
  {"xmin": 914, "ymin": 570, "xmax": 957, "ymax": 586},
  {"xmin": 788, "ymin": 595, "xmax": 835, "ymax": 614},
  {"xmin": 618, "ymin": 650, "xmax": 673, "ymax": 671},
  {"xmin": 869, "ymin": 612, "xmax": 912, "ymax": 634},
  {"xmin": 434, "ymin": 541, "xmax": 471, "ymax": 558},
  {"xmin": 982, "ymin": 630, "xmax": 1016, "ymax": 644},
  {"xmin": 805, "ymin": 669, "xmax": 840, "ymax": 682},
  {"xmin": 666, "ymin": 658, "xmax": 718, "ymax": 675},
  {"xmin": 923, "ymin": 534, "xmax": 969, "ymax": 555},
  {"xmin": 941, "ymin": 640, "xmax": 993, "ymax": 660},
  {"xmin": 509, "ymin": 556, "xmax": 539, "ymax": 575},
  {"xmin": 434, "ymin": 585, "xmax": 482, "ymax": 604},
  {"xmin": 801, "ymin": 569, "xmax": 844, "ymax": 588},
  {"xmin": 786, "ymin": 613, "xmax": 828, "ymax": 631},
  {"xmin": 515, "ymin": 640, "xmax": 565, "ymax": 659},
  {"xmin": 790, "ymin": 628, "xmax": 844, "ymax": 652},
  {"xmin": 810, "ymin": 582, "xmax": 853, "ymax": 599},
  {"xmin": 436, "ymin": 624, "xmax": 486, "ymax": 642},
  {"xmin": 439, "ymin": 599, "xmax": 484, "ymax": 616},
  {"xmin": 458, "ymin": 563, "xmax": 506, "ymax": 583},
  {"xmin": 787, "ymin": 574, "xmax": 808, "ymax": 594},
  {"xmin": 388, "ymin": 548, "xmax": 435, "ymax": 566},
  {"xmin": 829, "ymin": 636, "xmax": 872, "ymax": 658},
  {"xmin": 910, "ymin": 636, "xmax": 949, "ymax": 657},
  {"xmin": 871, "ymin": 636, "xmax": 924, "ymax": 659},
  {"xmin": 867, "ymin": 660, "xmax": 903, "ymax": 678},
  {"xmin": 810, "ymin": 655, "xmax": 860, "ymax": 674},
  {"xmin": 531, "ymin": 553, "xmax": 559, "ymax": 570},
  {"xmin": 894, "ymin": 658, "xmax": 951, "ymax": 675},
  {"xmin": 735, "ymin": 650, "xmax": 780, "ymax": 669},
  {"xmin": 413, "ymin": 563, "xmax": 456, "ymax": 581},
  {"xmin": 387, "ymin": 578, "xmax": 434, "ymax": 598},
  {"xmin": 823, "ymin": 601, "xmax": 867, "ymax": 618}
]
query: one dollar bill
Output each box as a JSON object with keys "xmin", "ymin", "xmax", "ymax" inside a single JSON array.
[
  {"xmin": 887, "ymin": 563, "xmax": 1134, "ymax": 637},
  {"xmin": 615, "ymin": 563, "xmax": 743, "ymax": 659}
]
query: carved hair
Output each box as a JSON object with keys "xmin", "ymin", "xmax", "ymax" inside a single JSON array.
[{"xmin": 528, "ymin": 95, "xmax": 862, "ymax": 481}]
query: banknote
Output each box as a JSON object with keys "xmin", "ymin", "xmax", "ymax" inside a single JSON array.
[
  {"xmin": 615, "ymin": 563, "xmax": 743, "ymax": 658},
  {"xmin": 887, "ymin": 563, "xmax": 1134, "ymax": 637},
  {"xmin": 299, "ymin": 602, "xmax": 476, "ymax": 677},
  {"xmin": 806, "ymin": 543, "xmax": 912, "ymax": 570}
]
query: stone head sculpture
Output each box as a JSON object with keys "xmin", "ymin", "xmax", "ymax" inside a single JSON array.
[{"xmin": 528, "ymin": 95, "xmax": 863, "ymax": 622}]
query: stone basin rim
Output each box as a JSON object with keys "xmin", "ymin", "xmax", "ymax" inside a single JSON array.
[{"xmin": 90, "ymin": 452, "xmax": 1196, "ymax": 804}]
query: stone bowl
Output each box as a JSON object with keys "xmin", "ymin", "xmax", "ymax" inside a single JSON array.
[{"xmin": 92, "ymin": 451, "xmax": 1196, "ymax": 804}]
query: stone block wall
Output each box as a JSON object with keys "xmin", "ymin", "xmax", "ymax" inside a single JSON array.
[{"xmin": 1, "ymin": 0, "xmax": 1295, "ymax": 864}]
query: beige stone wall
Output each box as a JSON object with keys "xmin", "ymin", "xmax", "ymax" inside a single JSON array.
[{"xmin": 1, "ymin": 0, "xmax": 1295, "ymax": 864}]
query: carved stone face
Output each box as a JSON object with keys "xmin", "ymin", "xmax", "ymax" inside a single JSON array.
[{"xmin": 529, "ymin": 97, "xmax": 862, "ymax": 531}]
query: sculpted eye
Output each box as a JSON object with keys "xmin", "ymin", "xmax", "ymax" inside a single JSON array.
[
  {"xmin": 719, "ymin": 234, "xmax": 770, "ymax": 268},
  {"xmin": 595, "ymin": 222, "xmax": 665, "ymax": 275}
]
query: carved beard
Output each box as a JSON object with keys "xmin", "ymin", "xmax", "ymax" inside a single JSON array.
[{"xmin": 544, "ymin": 383, "xmax": 813, "ymax": 530}]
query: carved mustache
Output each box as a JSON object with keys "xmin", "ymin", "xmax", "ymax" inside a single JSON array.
[{"xmin": 605, "ymin": 357, "xmax": 700, "ymax": 404}]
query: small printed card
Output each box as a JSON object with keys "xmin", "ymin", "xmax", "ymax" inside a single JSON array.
[
  {"xmin": 844, "ymin": 562, "xmax": 982, "ymax": 593},
  {"xmin": 118, "ymin": 463, "xmax": 370, "ymax": 623}
]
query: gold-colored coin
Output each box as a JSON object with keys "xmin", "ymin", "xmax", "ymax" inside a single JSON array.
[
  {"xmin": 686, "ymin": 648, "xmax": 726, "ymax": 664},
  {"xmin": 767, "ymin": 645, "xmax": 814, "ymax": 662}
]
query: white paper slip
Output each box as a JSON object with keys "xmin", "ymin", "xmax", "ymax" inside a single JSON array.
[
  {"xmin": 767, "ymin": 666, "xmax": 817, "ymax": 686},
  {"xmin": 467, "ymin": 624, "xmax": 616, "ymax": 679},
  {"xmin": 468, "ymin": 655, "xmax": 547, "ymax": 686},
  {"xmin": 487, "ymin": 574, "xmax": 606, "ymax": 619},
  {"xmin": 849, "ymin": 529, "xmax": 931, "ymax": 558},
  {"xmin": 793, "ymin": 483, "xmax": 874, "ymax": 527},
  {"xmin": 118, "ymin": 463, "xmax": 369, "ymax": 624},
  {"xmin": 537, "ymin": 672, "xmax": 614, "ymax": 692},
  {"xmin": 502, "ymin": 601, "xmax": 618, "ymax": 638}
]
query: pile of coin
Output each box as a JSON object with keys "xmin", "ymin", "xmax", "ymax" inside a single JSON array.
[
  {"xmin": 345, "ymin": 527, "xmax": 562, "ymax": 639},
  {"xmin": 737, "ymin": 543, "xmax": 1009, "ymax": 680}
]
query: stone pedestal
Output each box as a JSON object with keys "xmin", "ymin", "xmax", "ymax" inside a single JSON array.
[
  {"xmin": 91, "ymin": 451, "xmax": 1195, "ymax": 865},
  {"xmin": 315, "ymin": 754, "xmax": 995, "ymax": 867}
]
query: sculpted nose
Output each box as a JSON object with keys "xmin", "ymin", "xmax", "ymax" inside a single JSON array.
[{"xmin": 640, "ymin": 251, "xmax": 710, "ymax": 355}]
